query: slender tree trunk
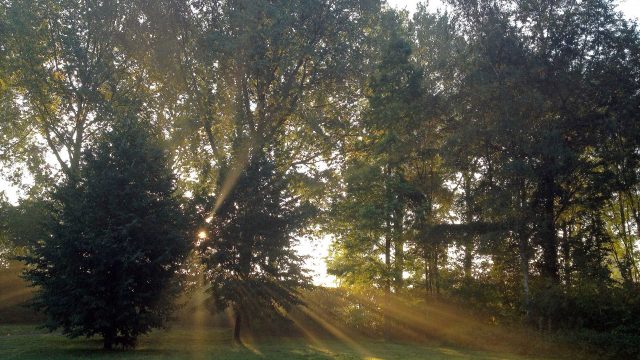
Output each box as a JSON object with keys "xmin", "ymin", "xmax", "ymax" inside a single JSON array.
[
  {"xmin": 463, "ymin": 245, "xmax": 473, "ymax": 281},
  {"xmin": 234, "ymin": 311, "xmax": 242, "ymax": 343},
  {"xmin": 384, "ymin": 219, "xmax": 391, "ymax": 341},
  {"xmin": 618, "ymin": 192, "xmax": 635, "ymax": 284},
  {"xmin": 519, "ymin": 230, "xmax": 530, "ymax": 319},
  {"xmin": 539, "ymin": 170, "xmax": 559, "ymax": 283},
  {"xmin": 393, "ymin": 206, "xmax": 404, "ymax": 292},
  {"xmin": 562, "ymin": 225, "xmax": 571, "ymax": 288},
  {"xmin": 434, "ymin": 240, "xmax": 440, "ymax": 296},
  {"xmin": 103, "ymin": 329, "xmax": 116, "ymax": 350},
  {"xmin": 70, "ymin": 120, "xmax": 84, "ymax": 180},
  {"xmin": 383, "ymin": 165, "xmax": 392, "ymax": 340},
  {"xmin": 463, "ymin": 172, "xmax": 474, "ymax": 281},
  {"xmin": 518, "ymin": 179, "xmax": 530, "ymax": 319},
  {"xmin": 537, "ymin": 168, "xmax": 558, "ymax": 331},
  {"xmin": 423, "ymin": 197, "xmax": 434, "ymax": 298},
  {"xmin": 424, "ymin": 247, "xmax": 431, "ymax": 297}
]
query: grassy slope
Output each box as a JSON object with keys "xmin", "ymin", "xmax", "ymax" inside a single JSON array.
[{"xmin": 0, "ymin": 324, "xmax": 552, "ymax": 360}]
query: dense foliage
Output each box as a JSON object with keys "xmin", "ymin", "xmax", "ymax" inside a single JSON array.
[
  {"xmin": 20, "ymin": 119, "xmax": 191, "ymax": 349},
  {"xmin": 0, "ymin": 0, "xmax": 638, "ymax": 356},
  {"xmin": 199, "ymin": 152, "xmax": 315, "ymax": 341}
]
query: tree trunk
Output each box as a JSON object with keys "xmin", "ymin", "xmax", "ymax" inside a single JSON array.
[
  {"xmin": 383, "ymin": 165, "xmax": 392, "ymax": 340},
  {"xmin": 384, "ymin": 219, "xmax": 391, "ymax": 341},
  {"xmin": 434, "ymin": 241, "xmax": 440, "ymax": 296},
  {"xmin": 103, "ymin": 330, "xmax": 115, "ymax": 350},
  {"xmin": 618, "ymin": 192, "xmax": 636, "ymax": 284},
  {"xmin": 517, "ymin": 178, "xmax": 531, "ymax": 319},
  {"xmin": 234, "ymin": 312, "xmax": 242, "ymax": 343},
  {"xmin": 70, "ymin": 118, "xmax": 84, "ymax": 180},
  {"xmin": 384, "ymin": 173, "xmax": 392, "ymax": 282},
  {"xmin": 424, "ymin": 248, "xmax": 431, "ymax": 297},
  {"xmin": 463, "ymin": 245, "xmax": 473, "ymax": 281},
  {"xmin": 423, "ymin": 197, "xmax": 434, "ymax": 298},
  {"xmin": 562, "ymin": 225, "xmax": 571, "ymax": 288},
  {"xmin": 393, "ymin": 205, "xmax": 404, "ymax": 292},
  {"xmin": 462, "ymin": 172, "xmax": 474, "ymax": 281},
  {"xmin": 539, "ymin": 171, "xmax": 559, "ymax": 283},
  {"xmin": 519, "ymin": 229, "xmax": 530, "ymax": 320}
]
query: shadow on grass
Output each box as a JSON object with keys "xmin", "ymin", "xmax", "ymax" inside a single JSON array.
[{"xmin": 42, "ymin": 348, "xmax": 173, "ymax": 358}]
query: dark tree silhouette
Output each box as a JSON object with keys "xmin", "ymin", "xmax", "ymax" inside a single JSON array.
[
  {"xmin": 22, "ymin": 118, "xmax": 192, "ymax": 349},
  {"xmin": 199, "ymin": 152, "xmax": 314, "ymax": 342}
]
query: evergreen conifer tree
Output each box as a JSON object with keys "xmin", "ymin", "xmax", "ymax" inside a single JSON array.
[
  {"xmin": 199, "ymin": 152, "xmax": 314, "ymax": 342},
  {"xmin": 22, "ymin": 118, "xmax": 192, "ymax": 349}
]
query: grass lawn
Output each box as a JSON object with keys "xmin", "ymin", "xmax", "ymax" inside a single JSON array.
[{"xmin": 0, "ymin": 324, "xmax": 556, "ymax": 360}]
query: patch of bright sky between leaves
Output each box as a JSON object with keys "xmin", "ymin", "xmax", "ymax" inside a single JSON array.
[{"xmin": 1, "ymin": 1, "xmax": 639, "ymax": 287}]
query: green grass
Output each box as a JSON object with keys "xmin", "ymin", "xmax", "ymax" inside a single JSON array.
[{"xmin": 0, "ymin": 324, "xmax": 556, "ymax": 360}]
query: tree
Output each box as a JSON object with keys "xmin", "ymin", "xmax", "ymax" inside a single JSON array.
[
  {"xmin": 327, "ymin": 7, "xmax": 455, "ymax": 298},
  {"xmin": 326, "ymin": 6, "xmax": 417, "ymax": 285},
  {"xmin": 21, "ymin": 117, "xmax": 192, "ymax": 349},
  {"xmin": 0, "ymin": 196, "xmax": 50, "ymax": 269},
  {"xmin": 0, "ymin": 195, "xmax": 11, "ymax": 268},
  {"xmin": 1, "ymin": 0, "xmax": 149, "ymax": 189},
  {"xmin": 445, "ymin": 0, "xmax": 640, "ymax": 320},
  {"xmin": 199, "ymin": 152, "xmax": 314, "ymax": 342},
  {"xmin": 136, "ymin": 0, "xmax": 378, "ymax": 195}
]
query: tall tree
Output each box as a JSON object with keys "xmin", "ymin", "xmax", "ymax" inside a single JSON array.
[
  {"xmin": 445, "ymin": 0, "xmax": 640, "ymax": 318},
  {"xmin": 137, "ymin": 0, "xmax": 378, "ymax": 193},
  {"xmin": 324, "ymin": 8, "xmax": 407, "ymax": 296},
  {"xmin": 1, "ymin": 0, "xmax": 148, "ymax": 189},
  {"xmin": 22, "ymin": 117, "xmax": 192, "ymax": 349},
  {"xmin": 199, "ymin": 152, "xmax": 314, "ymax": 342}
]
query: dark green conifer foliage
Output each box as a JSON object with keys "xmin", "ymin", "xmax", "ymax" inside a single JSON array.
[
  {"xmin": 22, "ymin": 118, "xmax": 192, "ymax": 349},
  {"xmin": 199, "ymin": 152, "xmax": 314, "ymax": 342}
]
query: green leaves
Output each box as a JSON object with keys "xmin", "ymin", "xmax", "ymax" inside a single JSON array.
[{"xmin": 1, "ymin": 0, "xmax": 154, "ymax": 187}]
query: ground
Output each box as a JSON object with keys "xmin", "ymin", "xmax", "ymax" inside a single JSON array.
[
  {"xmin": 0, "ymin": 324, "xmax": 556, "ymax": 360},
  {"xmin": 0, "ymin": 267, "xmax": 578, "ymax": 359}
]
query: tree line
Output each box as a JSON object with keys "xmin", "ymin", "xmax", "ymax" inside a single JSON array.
[{"xmin": 0, "ymin": 0, "xmax": 639, "ymax": 353}]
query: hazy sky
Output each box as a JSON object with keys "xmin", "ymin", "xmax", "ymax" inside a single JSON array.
[{"xmin": 2, "ymin": 0, "xmax": 639, "ymax": 287}]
